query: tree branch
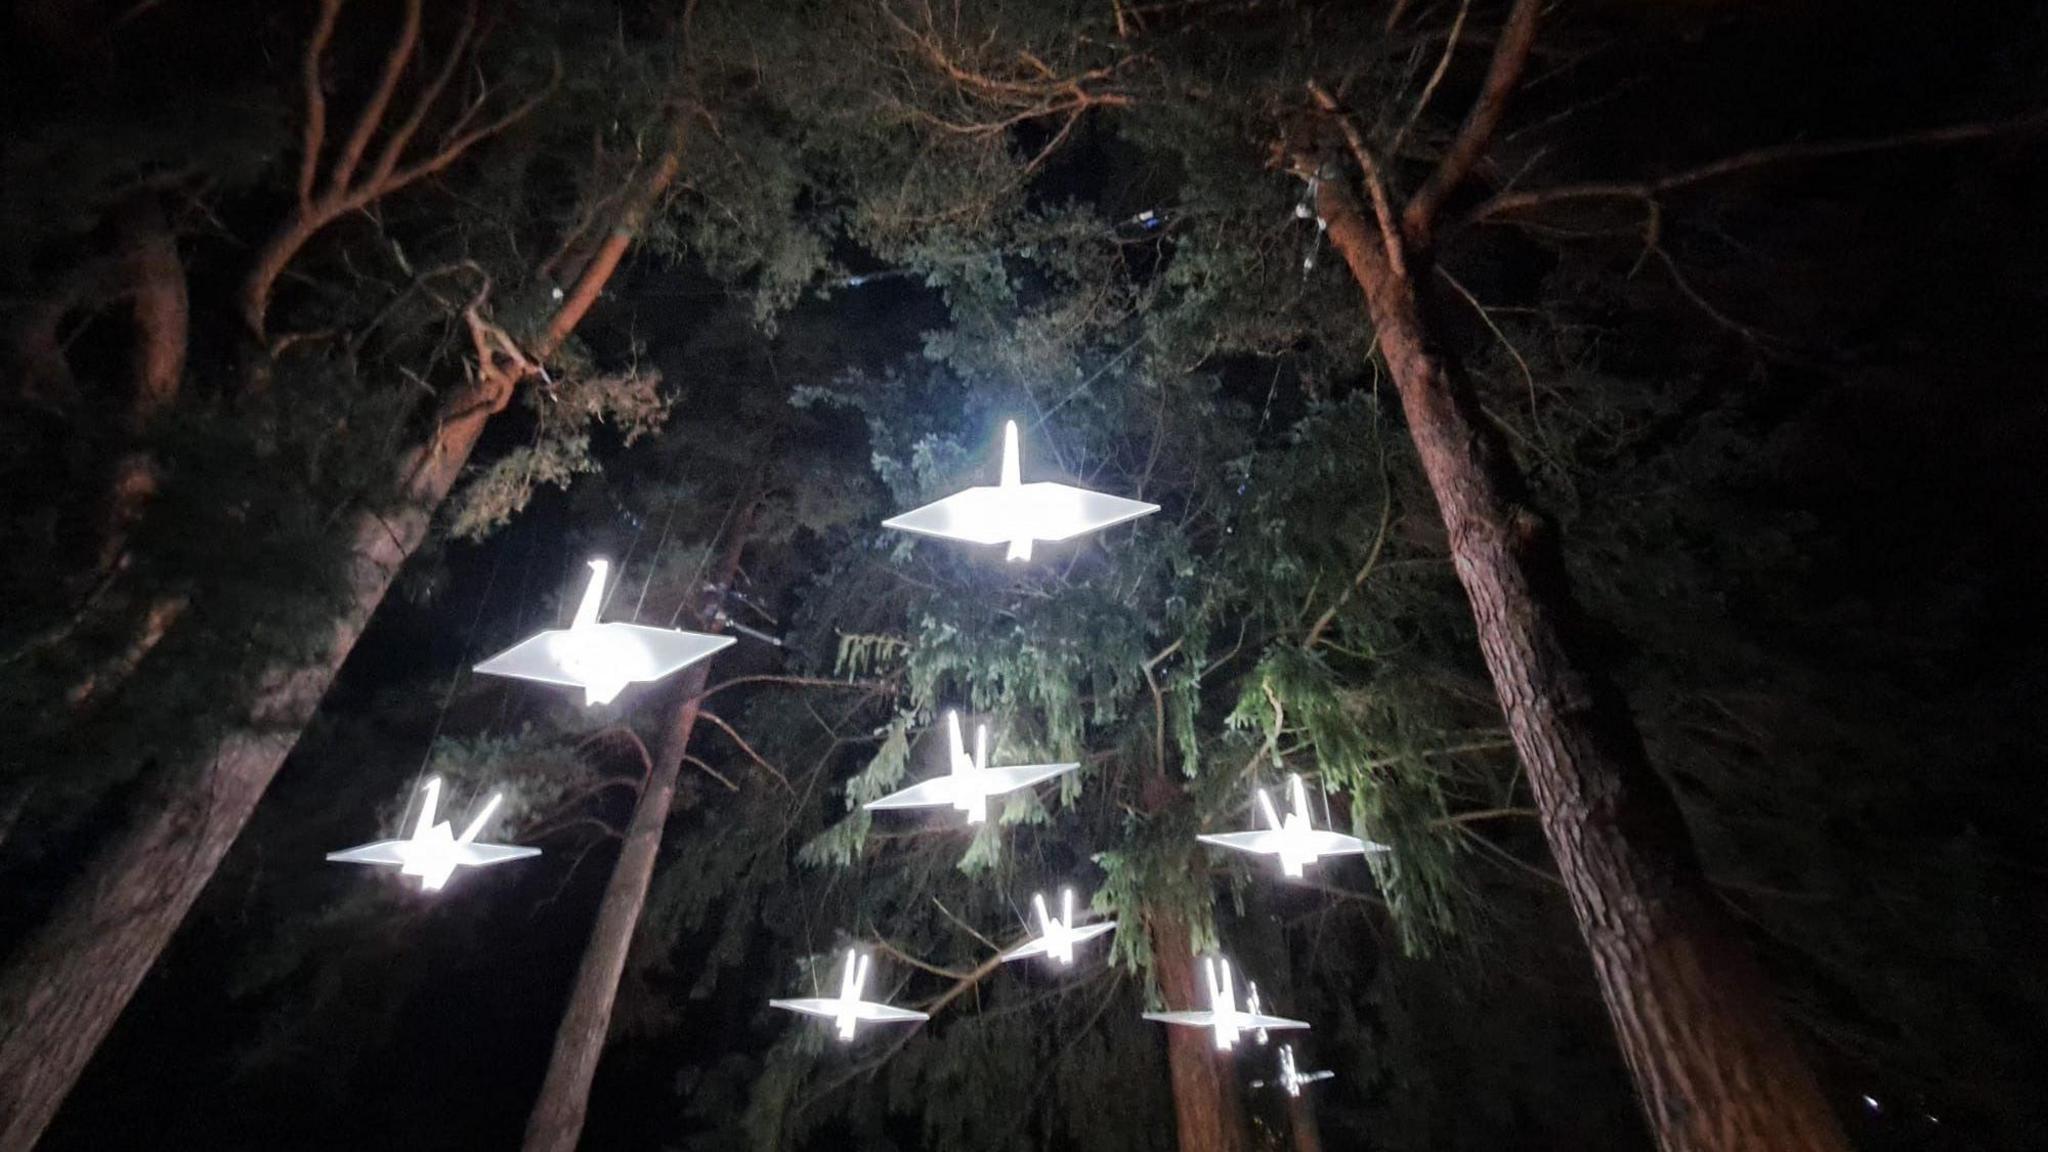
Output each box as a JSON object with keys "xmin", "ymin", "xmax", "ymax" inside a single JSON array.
[
  {"xmin": 297, "ymin": 0, "xmax": 345, "ymax": 210},
  {"xmin": 327, "ymin": 0, "xmax": 423, "ymax": 196},
  {"xmin": 1469, "ymin": 109, "xmax": 2048, "ymax": 222},
  {"xmin": 1307, "ymin": 80, "xmax": 1407, "ymax": 281},
  {"xmin": 1402, "ymin": 0, "xmax": 1543, "ymax": 247},
  {"xmin": 368, "ymin": 0, "xmax": 478, "ymax": 189},
  {"xmin": 696, "ymin": 709, "xmax": 793, "ymax": 793},
  {"xmin": 1303, "ymin": 493, "xmax": 1394, "ymax": 650}
]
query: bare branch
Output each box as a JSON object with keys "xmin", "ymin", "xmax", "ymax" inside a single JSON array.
[
  {"xmin": 1389, "ymin": 0, "xmax": 1469, "ymax": 157},
  {"xmin": 1303, "ymin": 494, "xmax": 1394, "ymax": 651},
  {"xmin": 1469, "ymin": 109, "xmax": 2048, "ymax": 223},
  {"xmin": 327, "ymin": 0, "xmax": 423, "ymax": 195},
  {"xmin": 1307, "ymin": 81, "xmax": 1407, "ymax": 280},
  {"xmin": 697, "ymin": 709, "xmax": 794, "ymax": 793},
  {"xmin": 1402, "ymin": 0, "xmax": 1543, "ymax": 247},
  {"xmin": 297, "ymin": 0, "xmax": 345, "ymax": 210},
  {"xmin": 368, "ymin": 0, "xmax": 478, "ymax": 189}
]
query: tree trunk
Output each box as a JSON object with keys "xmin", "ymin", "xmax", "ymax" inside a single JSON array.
[
  {"xmin": 1285, "ymin": 1091, "xmax": 1324, "ymax": 1152},
  {"xmin": 100, "ymin": 191, "xmax": 188, "ymax": 573},
  {"xmin": 0, "ymin": 360, "xmax": 516, "ymax": 1152},
  {"xmin": 0, "ymin": 130, "xmax": 685, "ymax": 1148},
  {"xmin": 1146, "ymin": 910, "xmax": 1249, "ymax": 1152},
  {"xmin": 1315, "ymin": 185, "xmax": 1848, "ymax": 1152},
  {"xmin": 521, "ymin": 501, "xmax": 752, "ymax": 1152}
]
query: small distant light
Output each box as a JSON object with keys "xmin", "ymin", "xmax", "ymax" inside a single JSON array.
[
  {"xmin": 1925, "ymin": 1114, "xmax": 1939, "ymax": 1125},
  {"xmin": 846, "ymin": 274, "xmax": 869, "ymax": 287},
  {"xmin": 1863, "ymin": 1095, "xmax": 1881, "ymax": 1112},
  {"xmin": 1295, "ymin": 202, "xmax": 1314, "ymax": 220},
  {"xmin": 551, "ymin": 286, "xmax": 564, "ymax": 300}
]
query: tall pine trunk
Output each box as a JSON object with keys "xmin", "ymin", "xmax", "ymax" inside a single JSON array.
[
  {"xmin": 1146, "ymin": 910, "xmax": 1249, "ymax": 1152},
  {"xmin": 1315, "ymin": 182, "xmax": 1848, "ymax": 1152},
  {"xmin": 520, "ymin": 499, "xmax": 753, "ymax": 1152},
  {"xmin": 0, "ymin": 137, "xmax": 685, "ymax": 1150}
]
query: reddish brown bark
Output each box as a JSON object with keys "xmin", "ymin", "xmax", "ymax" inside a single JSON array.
[
  {"xmin": 520, "ymin": 502, "xmax": 752, "ymax": 1152},
  {"xmin": 1285, "ymin": 1090, "xmax": 1324, "ymax": 1152},
  {"xmin": 1147, "ymin": 911, "xmax": 1250, "ymax": 1152},
  {"xmin": 1312, "ymin": 170, "xmax": 1848, "ymax": 1152},
  {"xmin": 241, "ymin": 0, "xmax": 548, "ymax": 347}
]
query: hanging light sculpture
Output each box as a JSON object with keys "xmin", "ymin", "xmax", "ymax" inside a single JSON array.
[
  {"xmin": 864, "ymin": 711, "xmax": 1077, "ymax": 825},
  {"xmin": 327, "ymin": 776, "xmax": 539, "ymax": 891},
  {"xmin": 1143, "ymin": 956, "xmax": 1310, "ymax": 1051},
  {"xmin": 1251, "ymin": 1044, "xmax": 1336, "ymax": 1098},
  {"xmin": 883, "ymin": 421, "xmax": 1158, "ymax": 561},
  {"xmin": 1002, "ymin": 888, "xmax": 1116, "ymax": 967},
  {"xmin": 474, "ymin": 559, "xmax": 733, "ymax": 706},
  {"xmin": 1197, "ymin": 773, "xmax": 1388, "ymax": 878},
  {"xmin": 768, "ymin": 948, "xmax": 930, "ymax": 1041}
]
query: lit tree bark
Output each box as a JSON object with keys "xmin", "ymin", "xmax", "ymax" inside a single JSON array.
[
  {"xmin": 1285, "ymin": 1090, "xmax": 1324, "ymax": 1152},
  {"xmin": 1146, "ymin": 910, "xmax": 1250, "ymax": 1152},
  {"xmin": 520, "ymin": 497, "xmax": 754, "ymax": 1152},
  {"xmin": 0, "ymin": 123, "xmax": 685, "ymax": 1149},
  {"xmin": 1298, "ymin": 8, "xmax": 1851, "ymax": 1142}
]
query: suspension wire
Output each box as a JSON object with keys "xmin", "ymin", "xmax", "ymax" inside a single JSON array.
[
  {"xmin": 397, "ymin": 525, "xmax": 513, "ymax": 835},
  {"xmin": 494, "ymin": 516, "xmax": 545, "ymax": 730},
  {"xmin": 667, "ymin": 484, "xmax": 744, "ymax": 628},
  {"xmin": 395, "ymin": 409, "xmax": 544, "ymax": 824},
  {"xmin": 632, "ymin": 448, "xmax": 690, "ymax": 623}
]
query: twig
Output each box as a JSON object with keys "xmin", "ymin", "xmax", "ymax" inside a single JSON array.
[
  {"xmin": 1471, "ymin": 109, "xmax": 2048, "ymax": 223},
  {"xmin": 696, "ymin": 709, "xmax": 794, "ymax": 793},
  {"xmin": 1306, "ymin": 81, "xmax": 1407, "ymax": 280},
  {"xmin": 1303, "ymin": 495, "xmax": 1394, "ymax": 650},
  {"xmin": 1389, "ymin": 0, "xmax": 1470, "ymax": 157}
]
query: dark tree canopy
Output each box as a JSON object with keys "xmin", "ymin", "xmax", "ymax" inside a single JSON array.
[{"xmin": 1, "ymin": 2, "xmax": 2043, "ymax": 1151}]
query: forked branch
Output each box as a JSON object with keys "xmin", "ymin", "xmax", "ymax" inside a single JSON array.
[
  {"xmin": 1401, "ymin": 0, "xmax": 1544, "ymax": 248},
  {"xmin": 244, "ymin": 0, "xmax": 556, "ymax": 347}
]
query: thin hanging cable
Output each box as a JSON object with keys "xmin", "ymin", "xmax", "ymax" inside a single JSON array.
[
  {"xmin": 494, "ymin": 518, "xmax": 545, "ymax": 730},
  {"xmin": 396, "ymin": 531, "xmax": 512, "ymax": 835},
  {"xmin": 597, "ymin": 496, "xmax": 651, "ymax": 624},
  {"xmin": 667, "ymin": 485, "xmax": 743, "ymax": 628},
  {"xmin": 632, "ymin": 454, "xmax": 690, "ymax": 623}
]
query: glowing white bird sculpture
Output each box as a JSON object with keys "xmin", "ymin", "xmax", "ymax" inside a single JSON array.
[
  {"xmin": 864, "ymin": 711, "xmax": 1078, "ymax": 825},
  {"xmin": 327, "ymin": 777, "xmax": 539, "ymax": 892},
  {"xmin": 769, "ymin": 948, "xmax": 930, "ymax": 1041},
  {"xmin": 1002, "ymin": 888, "xmax": 1117, "ymax": 967},
  {"xmin": 1251, "ymin": 1044, "xmax": 1336, "ymax": 1097},
  {"xmin": 474, "ymin": 559, "xmax": 733, "ymax": 706},
  {"xmin": 1143, "ymin": 956, "xmax": 1310, "ymax": 1050},
  {"xmin": 1197, "ymin": 773, "xmax": 1388, "ymax": 878},
  {"xmin": 883, "ymin": 421, "xmax": 1158, "ymax": 561},
  {"xmin": 1245, "ymin": 981, "xmax": 1272, "ymax": 1045}
]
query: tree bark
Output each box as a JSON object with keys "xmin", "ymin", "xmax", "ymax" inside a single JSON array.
[
  {"xmin": 1285, "ymin": 1090, "xmax": 1324, "ymax": 1152},
  {"xmin": 0, "ymin": 359, "xmax": 516, "ymax": 1152},
  {"xmin": 100, "ymin": 192, "xmax": 188, "ymax": 573},
  {"xmin": 1146, "ymin": 911, "xmax": 1249, "ymax": 1152},
  {"xmin": 520, "ymin": 500, "xmax": 752, "ymax": 1152},
  {"xmin": 1314, "ymin": 180, "xmax": 1848, "ymax": 1152},
  {"xmin": 0, "ymin": 126, "xmax": 685, "ymax": 1149}
]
